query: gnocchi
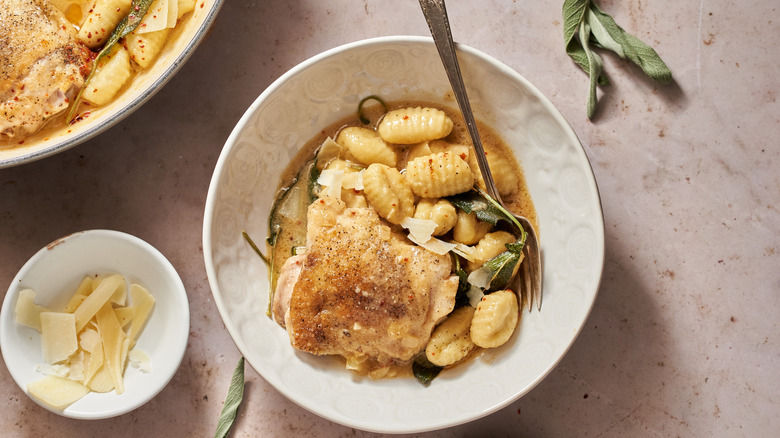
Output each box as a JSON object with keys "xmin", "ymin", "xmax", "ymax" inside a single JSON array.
[
  {"xmin": 470, "ymin": 290, "xmax": 519, "ymax": 348},
  {"xmin": 362, "ymin": 163, "xmax": 415, "ymax": 224},
  {"xmin": 82, "ymin": 45, "xmax": 132, "ymax": 106},
  {"xmin": 452, "ymin": 210, "xmax": 491, "ymax": 245},
  {"xmin": 405, "ymin": 152, "xmax": 474, "ymax": 198},
  {"xmin": 468, "ymin": 231, "xmax": 517, "ymax": 270},
  {"xmin": 124, "ymin": 27, "xmax": 172, "ymax": 68},
  {"xmin": 472, "ymin": 152, "xmax": 520, "ymax": 197},
  {"xmin": 413, "ymin": 199, "xmax": 457, "ymax": 236},
  {"xmin": 425, "ymin": 306, "xmax": 476, "ymax": 366},
  {"xmin": 378, "ymin": 107, "xmax": 454, "ymax": 144},
  {"xmin": 337, "ymin": 127, "xmax": 397, "ymax": 167},
  {"xmin": 78, "ymin": 0, "xmax": 133, "ymax": 49}
]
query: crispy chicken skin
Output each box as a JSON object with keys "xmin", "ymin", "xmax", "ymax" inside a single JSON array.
[
  {"xmin": 274, "ymin": 196, "xmax": 458, "ymax": 367},
  {"xmin": 1, "ymin": 0, "xmax": 92, "ymax": 139}
]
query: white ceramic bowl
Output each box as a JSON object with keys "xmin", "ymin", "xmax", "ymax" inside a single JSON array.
[
  {"xmin": 0, "ymin": 230, "xmax": 189, "ymax": 419},
  {"xmin": 203, "ymin": 36, "xmax": 605, "ymax": 433},
  {"xmin": 0, "ymin": 0, "xmax": 224, "ymax": 168}
]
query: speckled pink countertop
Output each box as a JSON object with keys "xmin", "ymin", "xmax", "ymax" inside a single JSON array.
[{"xmin": 1, "ymin": 1, "xmax": 778, "ymax": 436}]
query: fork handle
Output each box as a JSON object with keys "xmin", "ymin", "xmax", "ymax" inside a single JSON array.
[{"xmin": 418, "ymin": 0, "xmax": 503, "ymax": 202}]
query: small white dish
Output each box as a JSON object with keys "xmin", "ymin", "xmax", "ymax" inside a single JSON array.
[
  {"xmin": 203, "ymin": 36, "xmax": 605, "ymax": 433},
  {"xmin": 0, "ymin": 229, "xmax": 189, "ymax": 419}
]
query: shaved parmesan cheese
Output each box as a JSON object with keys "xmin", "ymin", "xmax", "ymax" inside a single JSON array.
[
  {"xmin": 129, "ymin": 349, "xmax": 152, "ymax": 373},
  {"xmin": 27, "ymin": 375, "xmax": 90, "ymax": 410},
  {"xmin": 67, "ymin": 351, "xmax": 85, "ymax": 382},
  {"xmin": 400, "ymin": 217, "xmax": 438, "ymax": 243},
  {"xmin": 78, "ymin": 328, "xmax": 100, "ymax": 354},
  {"xmin": 136, "ymin": 0, "xmax": 170, "ymax": 34},
  {"xmin": 166, "ymin": 0, "xmax": 178, "ymax": 27},
  {"xmin": 109, "ymin": 280, "xmax": 127, "ymax": 306},
  {"xmin": 114, "ymin": 306, "xmax": 134, "ymax": 328},
  {"xmin": 317, "ymin": 169, "xmax": 345, "ymax": 199},
  {"xmin": 178, "ymin": 0, "xmax": 196, "ymax": 18},
  {"xmin": 342, "ymin": 169, "xmax": 364, "ymax": 191},
  {"xmin": 87, "ymin": 365, "xmax": 115, "ymax": 393},
  {"xmin": 467, "ymin": 266, "xmax": 492, "ymax": 289},
  {"xmin": 40, "ymin": 312, "xmax": 77, "ymax": 364},
  {"xmin": 15, "ymin": 289, "xmax": 50, "ymax": 331},
  {"xmin": 128, "ymin": 284, "xmax": 155, "ymax": 347},
  {"xmin": 15, "ymin": 275, "xmax": 156, "ymax": 409},
  {"xmin": 74, "ymin": 276, "xmax": 94, "ymax": 296},
  {"xmin": 451, "ymin": 242, "xmax": 478, "ymax": 262},
  {"xmin": 467, "ymin": 285, "xmax": 485, "ymax": 307},
  {"xmin": 63, "ymin": 293, "xmax": 87, "ymax": 313},
  {"xmin": 406, "ymin": 233, "xmax": 457, "ymax": 255},
  {"xmin": 82, "ymin": 346, "xmax": 103, "ymax": 386},
  {"xmin": 316, "ymin": 137, "xmax": 342, "ymax": 170},
  {"xmin": 36, "ymin": 363, "xmax": 70, "ymax": 378},
  {"xmin": 95, "ymin": 303, "xmax": 126, "ymax": 394},
  {"xmin": 73, "ymin": 274, "xmax": 123, "ymax": 332}
]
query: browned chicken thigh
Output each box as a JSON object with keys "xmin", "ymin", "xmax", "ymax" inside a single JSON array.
[
  {"xmin": 1, "ymin": 0, "xmax": 92, "ymax": 139},
  {"xmin": 274, "ymin": 196, "xmax": 458, "ymax": 369}
]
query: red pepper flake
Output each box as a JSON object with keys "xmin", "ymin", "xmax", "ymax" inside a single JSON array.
[{"xmin": 403, "ymin": 115, "xmax": 409, "ymax": 120}]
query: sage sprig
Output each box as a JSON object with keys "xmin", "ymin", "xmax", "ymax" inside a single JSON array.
[
  {"xmin": 214, "ymin": 357, "xmax": 246, "ymax": 438},
  {"xmin": 563, "ymin": 0, "xmax": 672, "ymax": 118}
]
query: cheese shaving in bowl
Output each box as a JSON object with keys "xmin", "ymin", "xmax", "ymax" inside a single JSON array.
[
  {"xmin": 317, "ymin": 169, "xmax": 345, "ymax": 199},
  {"xmin": 342, "ymin": 170, "xmax": 364, "ymax": 191},
  {"xmin": 400, "ymin": 217, "xmax": 458, "ymax": 255},
  {"xmin": 467, "ymin": 266, "xmax": 493, "ymax": 289},
  {"xmin": 400, "ymin": 217, "xmax": 438, "ymax": 242}
]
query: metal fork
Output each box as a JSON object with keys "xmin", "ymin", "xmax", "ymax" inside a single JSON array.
[{"xmin": 419, "ymin": 0, "xmax": 543, "ymax": 310}]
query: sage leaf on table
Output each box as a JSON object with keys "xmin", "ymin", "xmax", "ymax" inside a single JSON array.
[
  {"xmin": 563, "ymin": 0, "xmax": 672, "ymax": 118},
  {"xmin": 214, "ymin": 357, "xmax": 246, "ymax": 438}
]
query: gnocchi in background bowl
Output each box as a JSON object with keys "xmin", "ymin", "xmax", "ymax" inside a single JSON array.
[
  {"xmin": 203, "ymin": 36, "xmax": 605, "ymax": 433},
  {"xmin": 0, "ymin": 0, "xmax": 224, "ymax": 168}
]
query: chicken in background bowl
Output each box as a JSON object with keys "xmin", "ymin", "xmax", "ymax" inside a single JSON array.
[{"xmin": 0, "ymin": 0, "xmax": 224, "ymax": 168}]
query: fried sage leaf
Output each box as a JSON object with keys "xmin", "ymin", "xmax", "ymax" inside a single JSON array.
[
  {"xmin": 447, "ymin": 190, "xmax": 514, "ymax": 227},
  {"xmin": 413, "ymin": 354, "xmax": 443, "ymax": 386}
]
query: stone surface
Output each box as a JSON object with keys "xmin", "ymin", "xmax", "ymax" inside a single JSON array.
[{"xmin": 0, "ymin": 0, "xmax": 777, "ymax": 436}]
